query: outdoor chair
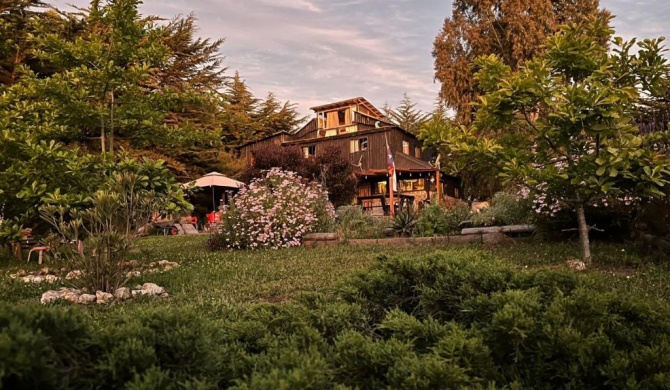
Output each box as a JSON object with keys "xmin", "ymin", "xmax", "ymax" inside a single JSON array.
[{"xmin": 27, "ymin": 245, "xmax": 49, "ymax": 264}]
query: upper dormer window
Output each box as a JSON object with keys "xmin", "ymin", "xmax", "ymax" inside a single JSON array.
[
  {"xmin": 338, "ymin": 110, "xmax": 346, "ymax": 126},
  {"xmin": 402, "ymin": 141, "xmax": 410, "ymax": 155}
]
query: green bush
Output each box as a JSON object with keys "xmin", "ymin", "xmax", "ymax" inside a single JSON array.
[
  {"xmin": 415, "ymin": 201, "xmax": 470, "ymax": 236},
  {"xmin": 334, "ymin": 206, "xmax": 389, "ymax": 239},
  {"xmin": 391, "ymin": 205, "xmax": 419, "ymax": 237},
  {"xmin": 468, "ymin": 191, "xmax": 534, "ymax": 227},
  {"xmin": 2, "ymin": 252, "xmax": 670, "ymax": 389}
]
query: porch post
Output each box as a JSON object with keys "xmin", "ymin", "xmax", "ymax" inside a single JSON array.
[
  {"xmin": 436, "ymin": 170, "xmax": 442, "ymax": 202},
  {"xmin": 389, "ymin": 175, "xmax": 395, "ymax": 216}
]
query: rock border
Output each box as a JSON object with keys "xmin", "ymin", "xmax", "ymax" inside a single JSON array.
[{"xmin": 40, "ymin": 283, "xmax": 168, "ymax": 305}]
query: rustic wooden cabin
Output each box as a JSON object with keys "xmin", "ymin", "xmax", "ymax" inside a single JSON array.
[{"xmin": 237, "ymin": 97, "xmax": 460, "ymax": 214}]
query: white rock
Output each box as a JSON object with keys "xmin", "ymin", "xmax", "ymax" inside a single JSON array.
[
  {"xmin": 31, "ymin": 276, "xmax": 44, "ymax": 284},
  {"xmin": 114, "ymin": 287, "xmax": 132, "ymax": 301},
  {"xmin": 96, "ymin": 291, "xmax": 114, "ymax": 304},
  {"xmin": 45, "ymin": 275, "xmax": 59, "ymax": 283},
  {"xmin": 78, "ymin": 294, "xmax": 97, "ymax": 305},
  {"xmin": 158, "ymin": 260, "xmax": 179, "ymax": 270},
  {"xmin": 40, "ymin": 290, "xmax": 61, "ymax": 304},
  {"xmin": 65, "ymin": 270, "xmax": 83, "ymax": 280},
  {"xmin": 566, "ymin": 259, "xmax": 587, "ymax": 271},
  {"xmin": 141, "ymin": 283, "xmax": 165, "ymax": 296},
  {"xmin": 126, "ymin": 270, "xmax": 142, "ymax": 278},
  {"xmin": 62, "ymin": 291, "xmax": 80, "ymax": 304},
  {"xmin": 38, "ymin": 267, "xmax": 50, "ymax": 276}
]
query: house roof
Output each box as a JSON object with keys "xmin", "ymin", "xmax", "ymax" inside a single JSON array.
[
  {"xmin": 393, "ymin": 151, "xmax": 434, "ymax": 171},
  {"xmin": 281, "ymin": 125, "xmax": 417, "ymax": 146},
  {"xmin": 236, "ymin": 131, "xmax": 288, "ymax": 149},
  {"xmin": 310, "ymin": 97, "xmax": 385, "ymax": 119}
]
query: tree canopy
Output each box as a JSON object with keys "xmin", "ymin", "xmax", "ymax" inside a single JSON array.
[
  {"xmin": 0, "ymin": 0, "xmax": 303, "ymax": 231},
  {"xmin": 433, "ymin": 0, "xmax": 608, "ymax": 123},
  {"xmin": 423, "ymin": 15, "xmax": 670, "ymax": 263},
  {"xmin": 383, "ymin": 93, "xmax": 430, "ymax": 135}
]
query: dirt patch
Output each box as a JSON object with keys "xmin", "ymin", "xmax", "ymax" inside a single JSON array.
[{"xmin": 260, "ymin": 295, "xmax": 290, "ymax": 304}]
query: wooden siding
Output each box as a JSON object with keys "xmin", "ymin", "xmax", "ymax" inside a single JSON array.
[
  {"xmin": 283, "ymin": 127, "xmax": 429, "ymax": 171},
  {"xmin": 293, "ymin": 118, "xmax": 318, "ymax": 140},
  {"xmin": 239, "ymin": 133, "xmax": 287, "ymax": 165}
]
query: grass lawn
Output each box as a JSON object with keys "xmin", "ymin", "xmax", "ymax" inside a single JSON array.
[{"xmin": 0, "ymin": 236, "xmax": 668, "ymax": 320}]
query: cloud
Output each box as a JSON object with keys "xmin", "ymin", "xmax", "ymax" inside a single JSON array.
[
  {"xmin": 45, "ymin": 0, "xmax": 670, "ymax": 119},
  {"xmin": 252, "ymin": 0, "xmax": 321, "ymax": 13}
]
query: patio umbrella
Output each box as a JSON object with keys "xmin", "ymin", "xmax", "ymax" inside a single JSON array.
[{"xmin": 183, "ymin": 172, "xmax": 245, "ymax": 210}]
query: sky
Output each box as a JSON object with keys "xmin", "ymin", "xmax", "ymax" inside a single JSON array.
[{"xmin": 49, "ymin": 0, "xmax": 670, "ymax": 117}]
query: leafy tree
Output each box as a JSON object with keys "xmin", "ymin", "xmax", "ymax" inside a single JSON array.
[
  {"xmin": 243, "ymin": 144, "xmax": 356, "ymax": 208},
  {"xmin": 420, "ymin": 110, "xmax": 503, "ymax": 199},
  {"xmin": 385, "ymin": 93, "xmax": 430, "ymax": 135},
  {"xmin": 0, "ymin": 0, "xmax": 79, "ymax": 87},
  {"xmin": 307, "ymin": 145, "xmax": 358, "ymax": 208},
  {"xmin": 433, "ymin": 0, "xmax": 607, "ymax": 123},
  {"xmin": 424, "ymin": 16, "xmax": 670, "ymax": 263}
]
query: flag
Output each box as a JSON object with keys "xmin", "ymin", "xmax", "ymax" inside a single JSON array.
[{"xmin": 385, "ymin": 135, "xmax": 398, "ymax": 192}]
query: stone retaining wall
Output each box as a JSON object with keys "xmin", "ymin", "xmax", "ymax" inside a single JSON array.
[{"xmin": 303, "ymin": 232, "xmax": 510, "ymax": 247}]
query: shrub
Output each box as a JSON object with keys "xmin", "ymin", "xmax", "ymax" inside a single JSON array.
[
  {"xmin": 3, "ymin": 253, "xmax": 670, "ymax": 389},
  {"xmin": 39, "ymin": 171, "xmax": 191, "ymax": 293},
  {"xmin": 210, "ymin": 168, "xmax": 335, "ymax": 250},
  {"xmin": 335, "ymin": 206, "xmax": 389, "ymax": 239},
  {"xmin": 468, "ymin": 191, "xmax": 534, "ymax": 227},
  {"xmin": 415, "ymin": 201, "xmax": 470, "ymax": 236},
  {"xmin": 391, "ymin": 205, "xmax": 419, "ymax": 237},
  {"xmin": 243, "ymin": 144, "xmax": 357, "ymax": 208}
]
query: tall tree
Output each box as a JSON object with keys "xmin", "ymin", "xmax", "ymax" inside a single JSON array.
[
  {"xmin": 425, "ymin": 16, "xmax": 670, "ymax": 263},
  {"xmin": 386, "ymin": 93, "xmax": 430, "ymax": 135},
  {"xmin": 433, "ymin": 0, "xmax": 607, "ymax": 123},
  {"xmin": 221, "ymin": 71, "xmax": 260, "ymax": 147},
  {"xmin": 256, "ymin": 92, "xmax": 305, "ymax": 137}
]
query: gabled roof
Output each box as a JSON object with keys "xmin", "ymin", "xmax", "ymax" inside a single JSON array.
[
  {"xmin": 310, "ymin": 97, "xmax": 385, "ymax": 119},
  {"xmin": 236, "ymin": 131, "xmax": 288, "ymax": 149},
  {"xmin": 393, "ymin": 151, "xmax": 435, "ymax": 171}
]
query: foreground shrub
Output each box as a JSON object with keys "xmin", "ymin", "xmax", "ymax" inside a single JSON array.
[
  {"xmin": 210, "ymin": 168, "xmax": 335, "ymax": 250},
  {"xmin": 3, "ymin": 252, "xmax": 670, "ymax": 389}
]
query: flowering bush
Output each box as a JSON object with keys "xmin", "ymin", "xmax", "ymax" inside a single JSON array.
[{"xmin": 209, "ymin": 168, "xmax": 335, "ymax": 250}]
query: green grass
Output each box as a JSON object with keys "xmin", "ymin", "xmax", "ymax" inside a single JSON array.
[{"xmin": 0, "ymin": 236, "xmax": 668, "ymax": 320}]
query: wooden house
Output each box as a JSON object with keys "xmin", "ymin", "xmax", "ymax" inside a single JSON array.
[{"xmin": 237, "ymin": 97, "xmax": 460, "ymax": 215}]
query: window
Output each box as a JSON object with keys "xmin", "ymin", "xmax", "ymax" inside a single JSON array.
[
  {"xmin": 350, "ymin": 137, "xmax": 368, "ymax": 153},
  {"xmin": 415, "ymin": 147, "xmax": 421, "ymax": 159},
  {"xmin": 402, "ymin": 141, "xmax": 410, "ymax": 155},
  {"xmin": 338, "ymin": 110, "xmax": 346, "ymax": 126},
  {"xmin": 400, "ymin": 179, "xmax": 425, "ymax": 192},
  {"xmin": 302, "ymin": 145, "xmax": 316, "ymax": 158},
  {"xmin": 376, "ymin": 181, "xmax": 388, "ymax": 194}
]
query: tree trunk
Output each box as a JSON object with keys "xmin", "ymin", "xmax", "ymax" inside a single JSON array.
[
  {"xmin": 109, "ymin": 90, "xmax": 114, "ymax": 153},
  {"xmin": 100, "ymin": 112, "xmax": 106, "ymax": 153},
  {"xmin": 576, "ymin": 204, "xmax": 591, "ymax": 264}
]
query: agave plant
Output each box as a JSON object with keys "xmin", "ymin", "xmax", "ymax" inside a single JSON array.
[{"xmin": 391, "ymin": 205, "xmax": 418, "ymax": 237}]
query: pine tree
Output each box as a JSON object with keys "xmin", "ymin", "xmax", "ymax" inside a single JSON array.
[
  {"xmin": 433, "ymin": 0, "xmax": 608, "ymax": 123},
  {"xmin": 255, "ymin": 92, "xmax": 306, "ymax": 137},
  {"xmin": 221, "ymin": 71, "xmax": 260, "ymax": 146},
  {"xmin": 387, "ymin": 93, "xmax": 430, "ymax": 134}
]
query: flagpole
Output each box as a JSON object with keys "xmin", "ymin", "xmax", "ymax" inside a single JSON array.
[{"xmin": 385, "ymin": 133, "xmax": 395, "ymax": 217}]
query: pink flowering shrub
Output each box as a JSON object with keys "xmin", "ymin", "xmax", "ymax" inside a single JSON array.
[{"xmin": 209, "ymin": 168, "xmax": 335, "ymax": 250}]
